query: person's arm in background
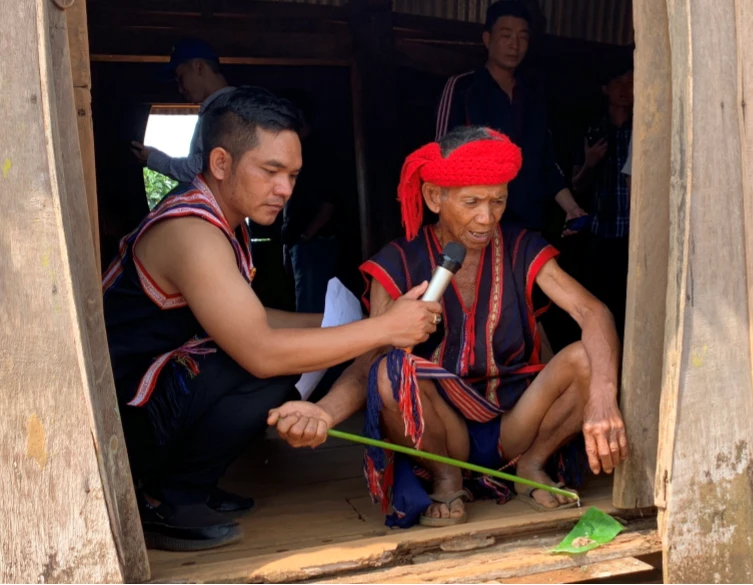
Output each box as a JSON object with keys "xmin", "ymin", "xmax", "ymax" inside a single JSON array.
[
  {"xmin": 543, "ymin": 129, "xmax": 587, "ymax": 226},
  {"xmin": 131, "ymin": 141, "xmax": 204, "ymax": 184},
  {"xmin": 572, "ymin": 137, "xmax": 608, "ymax": 193},
  {"xmin": 622, "ymin": 136, "xmax": 633, "ymax": 193}
]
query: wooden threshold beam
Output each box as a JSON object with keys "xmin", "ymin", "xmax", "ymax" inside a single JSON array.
[
  {"xmin": 88, "ymin": 26, "xmax": 352, "ymax": 64},
  {"xmin": 87, "ymin": 0, "xmax": 347, "ymax": 21},
  {"xmin": 90, "ymin": 54, "xmax": 350, "ymax": 67},
  {"xmin": 315, "ymin": 525, "xmax": 660, "ymax": 584},
  {"xmin": 86, "ymin": 11, "xmax": 348, "ymax": 35}
]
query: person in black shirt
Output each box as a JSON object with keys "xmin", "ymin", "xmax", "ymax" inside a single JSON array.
[
  {"xmin": 281, "ymin": 93, "xmax": 342, "ymax": 313},
  {"xmin": 572, "ymin": 62, "xmax": 634, "ymax": 339},
  {"xmin": 435, "ymin": 0, "xmax": 586, "ymax": 232}
]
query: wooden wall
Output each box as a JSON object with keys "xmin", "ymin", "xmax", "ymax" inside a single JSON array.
[
  {"xmin": 0, "ymin": 0, "xmax": 148, "ymax": 581},
  {"xmin": 651, "ymin": 0, "xmax": 753, "ymax": 581},
  {"xmin": 612, "ymin": 0, "xmax": 670, "ymax": 510}
]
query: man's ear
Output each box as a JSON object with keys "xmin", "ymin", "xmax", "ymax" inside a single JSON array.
[
  {"xmin": 194, "ymin": 58, "xmax": 206, "ymax": 77},
  {"xmin": 208, "ymin": 147, "xmax": 232, "ymax": 181},
  {"xmin": 422, "ymin": 182, "xmax": 443, "ymax": 214},
  {"xmin": 482, "ymin": 30, "xmax": 491, "ymax": 50}
]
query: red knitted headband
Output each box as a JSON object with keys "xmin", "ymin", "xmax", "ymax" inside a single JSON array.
[{"xmin": 397, "ymin": 130, "xmax": 522, "ymax": 240}]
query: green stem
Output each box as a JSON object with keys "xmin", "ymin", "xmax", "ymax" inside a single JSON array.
[{"xmin": 327, "ymin": 428, "xmax": 579, "ymax": 503}]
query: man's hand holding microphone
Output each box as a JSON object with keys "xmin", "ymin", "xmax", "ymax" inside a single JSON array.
[{"xmin": 268, "ymin": 243, "xmax": 466, "ymax": 448}]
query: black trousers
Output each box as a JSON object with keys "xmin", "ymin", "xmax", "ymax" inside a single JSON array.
[{"xmin": 120, "ymin": 350, "xmax": 298, "ymax": 505}]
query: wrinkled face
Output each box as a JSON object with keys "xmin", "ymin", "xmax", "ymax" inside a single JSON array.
[
  {"xmin": 210, "ymin": 128, "xmax": 302, "ymax": 227},
  {"xmin": 603, "ymin": 70, "xmax": 634, "ymax": 108},
  {"xmin": 483, "ymin": 16, "xmax": 530, "ymax": 71},
  {"xmin": 423, "ymin": 183, "xmax": 508, "ymax": 250},
  {"xmin": 175, "ymin": 60, "xmax": 207, "ymax": 103}
]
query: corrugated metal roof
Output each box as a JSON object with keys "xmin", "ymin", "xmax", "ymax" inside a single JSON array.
[
  {"xmin": 259, "ymin": 0, "xmax": 633, "ymax": 45},
  {"xmin": 392, "ymin": 0, "xmax": 633, "ymax": 45}
]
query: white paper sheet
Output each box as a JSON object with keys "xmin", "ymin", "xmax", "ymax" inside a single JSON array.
[{"xmin": 295, "ymin": 278, "xmax": 364, "ymax": 400}]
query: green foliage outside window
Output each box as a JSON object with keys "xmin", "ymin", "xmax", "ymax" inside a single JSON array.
[{"xmin": 143, "ymin": 168, "xmax": 177, "ymax": 209}]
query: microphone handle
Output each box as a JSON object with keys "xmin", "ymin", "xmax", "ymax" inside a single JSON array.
[{"xmin": 422, "ymin": 266, "xmax": 456, "ymax": 303}]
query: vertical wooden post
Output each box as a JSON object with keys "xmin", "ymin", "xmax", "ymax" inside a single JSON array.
[
  {"xmin": 0, "ymin": 1, "xmax": 149, "ymax": 582},
  {"xmin": 655, "ymin": 0, "xmax": 753, "ymax": 581},
  {"xmin": 349, "ymin": 0, "xmax": 401, "ymax": 259},
  {"xmin": 66, "ymin": 0, "xmax": 100, "ymax": 269},
  {"xmin": 612, "ymin": 0, "xmax": 671, "ymax": 509}
]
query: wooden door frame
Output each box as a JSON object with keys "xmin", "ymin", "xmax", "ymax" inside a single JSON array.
[
  {"xmin": 13, "ymin": 0, "xmax": 753, "ymax": 581},
  {"xmin": 629, "ymin": 0, "xmax": 753, "ymax": 581},
  {"xmin": 612, "ymin": 0, "xmax": 671, "ymax": 510},
  {"xmin": 0, "ymin": 0, "xmax": 149, "ymax": 581}
]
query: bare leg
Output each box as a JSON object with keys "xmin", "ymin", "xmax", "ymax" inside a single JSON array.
[
  {"xmin": 377, "ymin": 360, "xmax": 469, "ymax": 520},
  {"xmin": 499, "ymin": 342, "xmax": 591, "ymax": 508}
]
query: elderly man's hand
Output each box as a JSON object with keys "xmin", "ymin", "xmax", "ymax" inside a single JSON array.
[
  {"xmin": 582, "ymin": 397, "xmax": 628, "ymax": 474},
  {"xmin": 267, "ymin": 401, "xmax": 334, "ymax": 448}
]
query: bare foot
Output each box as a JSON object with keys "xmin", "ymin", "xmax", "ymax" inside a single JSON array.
[
  {"xmin": 514, "ymin": 456, "xmax": 577, "ymax": 509},
  {"xmin": 424, "ymin": 466, "xmax": 465, "ymax": 520}
]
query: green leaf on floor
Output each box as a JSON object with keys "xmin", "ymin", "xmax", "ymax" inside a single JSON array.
[{"xmin": 550, "ymin": 507, "xmax": 624, "ymax": 554}]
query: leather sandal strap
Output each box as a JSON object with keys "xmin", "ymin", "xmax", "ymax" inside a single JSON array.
[{"xmin": 427, "ymin": 490, "xmax": 468, "ymax": 506}]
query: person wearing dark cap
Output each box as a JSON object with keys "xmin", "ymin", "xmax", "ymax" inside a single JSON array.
[
  {"xmin": 130, "ymin": 39, "xmax": 235, "ymax": 184},
  {"xmin": 572, "ymin": 60, "xmax": 633, "ymax": 340},
  {"xmin": 435, "ymin": 0, "xmax": 587, "ymax": 234}
]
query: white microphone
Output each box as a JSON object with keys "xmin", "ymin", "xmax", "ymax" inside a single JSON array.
[{"xmin": 422, "ymin": 242, "xmax": 467, "ymax": 302}]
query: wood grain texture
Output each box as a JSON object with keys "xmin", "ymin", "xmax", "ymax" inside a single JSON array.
[
  {"xmin": 0, "ymin": 1, "xmax": 148, "ymax": 581},
  {"xmin": 66, "ymin": 0, "xmax": 100, "ymax": 269},
  {"xmin": 496, "ymin": 555, "xmax": 657, "ymax": 584},
  {"xmin": 612, "ymin": 0, "xmax": 672, "ymax": 509},
  {"xmin": 312, "ymin": 527, "xmax": 660, "ymax": 584},
  {"xmin": 655, "ymin": 0, "xmax": 753, "ymax": 581},
  {"xmin": 47, "ymin": 4, "xmax": 150, "ymax": 581}
]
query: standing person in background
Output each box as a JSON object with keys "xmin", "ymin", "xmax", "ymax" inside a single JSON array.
[
  {"xmin": 622, "ymin": 136, "xmax": 633, "ymax": 192},
  {"xmin": 130, "ymin": 39, "xmax": 235, "ymax": 184},
  {"xmin": 435, "ymin": 0, "xmax": 587, "ymax": 234},
  {"xmin": 572, "ymin": 61, "xmax": 634, "ymax": 340},
  {"xmin": 281, "ymin": 92, "xmax": 342, "ymax": 313}
]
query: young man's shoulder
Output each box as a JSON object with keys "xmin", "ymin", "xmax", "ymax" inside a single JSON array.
[{"xmin": 440, "ymin": 69, "xmax": 480, "ymax": 101}]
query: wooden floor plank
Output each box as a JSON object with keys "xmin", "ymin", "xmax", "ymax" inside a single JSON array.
[
  {"xmin": 497, "ymin": 556, "xmax": 655, "ymax": 584},
  {"xmin": 314, "ymin": 528, "xmax": 660, "ymax": 584},
  {"xmin": 148, "ymin": 420, "xmax": 656, "ymax": 583}
]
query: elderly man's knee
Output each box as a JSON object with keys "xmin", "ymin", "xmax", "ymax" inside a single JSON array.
[
  {"xmin": 566, "ymin": 342, "xmax": 591, "ymax": 383},
  {"xmin": 376, "ymin": 359, "xmax": 398, "ymax": 407},
  {"xmin": 377, "ymin": 359, "xmax": 435, "ymax": 409}
]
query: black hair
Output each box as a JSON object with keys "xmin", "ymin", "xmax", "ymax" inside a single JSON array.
[
  {"xmin": 438, "ymin": 126, "xmax": 496, "ymax": 157},
  {"xmin": 484, "ymin": 0, "xmax": 532, "ymax": 32},
  {"xmin": 201, "ymin": 86, "xmax": 304, "ymax": 171},
  {"xmin": 600, "ymin": 52, "xmax": 634, "ymax": 86}
]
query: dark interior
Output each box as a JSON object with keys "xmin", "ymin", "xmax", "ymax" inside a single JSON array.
[{"xmin": 88, "ymin": 0, "xmax": 632, "ymax": 315}]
